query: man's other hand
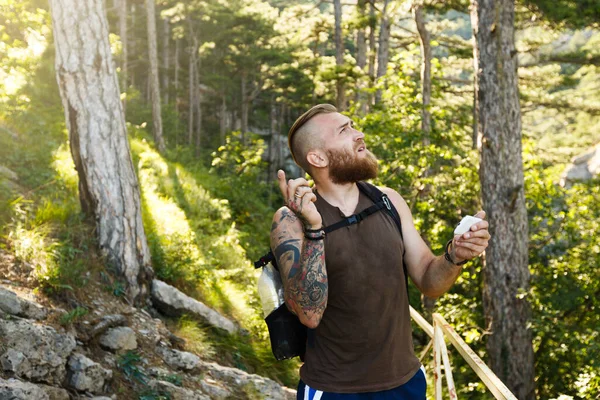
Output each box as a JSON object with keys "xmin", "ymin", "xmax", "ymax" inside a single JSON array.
[{"xmin": 452, "ymin": 211, "xmax": 490, "ymax": 263}]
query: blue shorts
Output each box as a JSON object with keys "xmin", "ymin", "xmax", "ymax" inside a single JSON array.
[{"xmin": 297, "ymin": 366, "xmax": 427, "ymax": 400}]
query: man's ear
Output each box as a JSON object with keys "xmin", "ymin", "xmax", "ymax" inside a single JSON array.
[{"xmin": 306, "ymin": 149, "xmax": 327, "ymax": 169}]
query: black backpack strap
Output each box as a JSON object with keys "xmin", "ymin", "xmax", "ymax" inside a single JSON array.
[
  {"xmin": 356, "ymin": 182, "xmax": 410, "ymax": 295},
  {"xmin": 254, "ymin": 199, "xmax": 387, "ymax": 270},
  {"xmin": 322, "ymin": 201, "xmax": 387, "ymax": 233}
]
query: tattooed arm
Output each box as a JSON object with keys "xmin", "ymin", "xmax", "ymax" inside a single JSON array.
[
  {"xmin": 270, "ymin": 170, "xmax": 327, "ymax": 329},
  {"xmin": 270, "ymin": 207, "xmax": 327, "ymax": 329}
]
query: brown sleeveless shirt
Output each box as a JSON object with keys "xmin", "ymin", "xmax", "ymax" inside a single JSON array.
[{"xmin": 299, "ymin": 187, "xmax": 421, "ymax": 393}]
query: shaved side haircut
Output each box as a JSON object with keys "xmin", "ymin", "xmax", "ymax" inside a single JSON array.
[{"xmin": 288, "ymin": 104, "xmax": 337, "ymax": 173}]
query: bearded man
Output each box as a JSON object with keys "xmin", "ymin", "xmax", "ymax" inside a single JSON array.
[{"xmin": 270, "ymin": 104, "xmax": 490, "ymax": 399}]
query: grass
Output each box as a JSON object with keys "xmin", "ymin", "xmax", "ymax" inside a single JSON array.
[
  {"xmin": 129, "ymin": 134, "xmax": 299, "ymax": 386},
  {"xmin": 172, "ymin": 315, "xmax": 216, "ymax": 359}
]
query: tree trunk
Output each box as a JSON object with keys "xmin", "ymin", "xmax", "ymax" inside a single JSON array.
[
  {"xmin": 50, "ymin": 0, "xmax": 153, "ymax": 305},
  {"xmin": 375, "ymin": 0, "xmax": 390, "ymax": 105},
  {"xmin": 311, "ymin": 29, "xmax": 321, "ymax": 104},
  {"xmin": 188, "ymin": 33, "xmax": 196, "ymax": 146},
  {"xmin": 162, "ymin": 18, "xmax": 169, "ymax": 105},
  {"xmin": 471, "ymin": 1, "xmax": 535, "ymax": 399},
  {"xmin": 414, "ymin": 3, "xmax": 431, "ymax": 143},
  {"xmin": 220, "ymin": 92, "xmax": 227, "ymax": 145},
  {"xmin": 118, "ymin": 0, "xmax": 127, "ymax": 113},
  {"xmin": 241, "ymin": 70, "xmax": 249, "ymax": 141},
  {"xmin": 174, "ymin": 38, "xmax": 180, "ymax": 146},
  {"xmin": 146, "ymin": 0, "xmax": 165, "ymax": 153},
  {"xmin": 356, "ymin": 0, "xmax": 367, "ymax": 114},
  {"xmin": 270, "ymin": 99, "xmax": 280, "ymax": 179},
  {"xmin": 471, "ymin": 26, "xmax": 479, "ymax": 150},
  {"xmin": 130, "ymin": 3, "xmax": 135, "ymax": 87},
  {"xmin": 356, "ymin": 0, "xmax": 367, "ymax": 70},
  {"xmin": 194, "ymin": 55, "xmax": 202, "ymax": 157},
  {"xmin": 472, "ymin": 79, "xmax": 478, "ymax": 149},
  {"xmin": 367, "ymin": 1, "xmax": 377, "ymax": 111},
  {"xmin": 333, "ymin": 0, "xmax": 345, "ymax": 111},
  {"xmin": 277, "ymin": 103, "xmax": 285, "ymax": 170}
]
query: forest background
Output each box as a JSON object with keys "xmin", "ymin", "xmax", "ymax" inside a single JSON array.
[{"xmin": 0, "ymin": 0, "xmax": 599, "ymax": 399}]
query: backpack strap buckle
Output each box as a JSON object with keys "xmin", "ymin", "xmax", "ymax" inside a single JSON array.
[{"xmin": 382, "ymin": 195, "xmax": 392, "ymax": 211}]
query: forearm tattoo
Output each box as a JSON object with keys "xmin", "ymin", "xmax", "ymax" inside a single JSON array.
[{"xmin": 271, "ymin": 209, "xmax": 328, "ymax": 322}]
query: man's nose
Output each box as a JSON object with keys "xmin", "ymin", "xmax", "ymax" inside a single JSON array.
[{"xmin": 354, "ymin": 129, "xmax": 365, "ymax": 141}]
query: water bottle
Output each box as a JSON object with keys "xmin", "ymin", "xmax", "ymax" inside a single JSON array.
[{"xmin": 257, "ymin": 264, "xmax": 284, "ymax": 317}]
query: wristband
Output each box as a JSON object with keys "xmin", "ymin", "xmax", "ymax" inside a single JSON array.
[
  {"xmin": 304, "ymin": 229, "xmax": 325, "ymax": 241},
  {"xmin": 304, "ymin": 227, "xmax": 324, "ymax": 233},
  {"xmin": 444, "ymin": 239, "xmax": 468, "ymax": 266}
]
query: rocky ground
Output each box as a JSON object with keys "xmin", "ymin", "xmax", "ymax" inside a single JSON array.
[{"xmin": 0, "ymin": 251, "xmax": 296, "ymax": 399}]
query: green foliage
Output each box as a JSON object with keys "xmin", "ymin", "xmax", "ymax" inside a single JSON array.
[
  {"xmin": 118, "ymin": 350, "xmax": 148, "ymax": 385},
  {"xmin": 100, "ymin": 272, "xmax": 127, "ymax": 297},
  {"xmin": 59, "ymin": 306, "xmax": 88, "ymax": 325},
  {"xmin": 138, "ymin": 390, "xmax": 171, "ymax": 400},
  {"xmin": 159, "ymin": 373, "xmax": 183, "ymax": 387},
  {"xmin": 523, "ymin": 0, "xmax": 600, "ymax": 28},
  {"xmin": 525, "ymin": 150, "xmax": 600, "ymax": 398},
  {"xmin": 210, "ymin": 134, "xmax": 277, "ymax": 261}
]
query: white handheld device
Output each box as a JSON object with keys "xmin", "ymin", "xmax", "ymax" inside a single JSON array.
[{"xmin": 454, "ymin": 216, "xmax": 482, "ymax": 236}]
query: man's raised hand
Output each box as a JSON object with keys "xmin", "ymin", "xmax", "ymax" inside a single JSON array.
[
  {"xmin": 277, "ymin": 170, "xmax": 322, "ymax": 230},
  {"xmin": 452, "ymin": 210, "xmax": 490, "ymax": 263}
]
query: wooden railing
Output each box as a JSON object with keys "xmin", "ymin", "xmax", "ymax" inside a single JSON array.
[{"xmin": 410, "ymin": 306, "xmax": 518, "ymax": 400}]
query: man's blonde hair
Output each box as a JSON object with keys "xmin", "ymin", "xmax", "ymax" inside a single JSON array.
[{"xmin": 288, "ymin": 104, "xmax": 337, "ymax": 172}]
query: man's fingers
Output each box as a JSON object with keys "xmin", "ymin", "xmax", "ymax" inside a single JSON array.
[
  {"xmin": 456, "ymin": 237, "xmax": 488, "ymax": 247},
  {"xmin": 295, "ymin": 186, "xmax": 313, "ymax": 197},
  {"xmin": 469, "ymin": 219, "xmax": 489, "ymax": 232},
  {"xmin": 462, "ymin": 228, "xmax": 490, "ymax": 240},
  {"xmin": 301, "ymin": 192, "xmax": 317, "ymax": 207},
  {"xmin": 277, "ymin": 170, "xmax": 288, "ymax": 202},
  {"xmin": 287, "ymin": 178, "xmax": 311, "ymax": 200},
  {"xmin": 474, "ymin": 210, "xmax": 486, "ymax": 220},
  {"xmin": 455, "ymin": 240, "xmax": 486, "ymax": 253}
]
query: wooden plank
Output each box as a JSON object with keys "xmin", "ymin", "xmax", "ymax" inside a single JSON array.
[
  {"xmin": 410, "ymin": 306, "xmax": 434, "ymax": 338},
  {"xmin": 436, "ymin": 324, "xmax": 458, "ymax": 400},
  {"xmin": 433, "ymin": 318, "xmax": 443, "ymax": 400},
  {"xmin": 432, "ymin": 314, "xmax": 518, "ymax": 400}
]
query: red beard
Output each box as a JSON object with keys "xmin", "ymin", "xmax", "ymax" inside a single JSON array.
[{"xmin": 326, "ymin": 146, "xmax": 379, "ymax": 184}]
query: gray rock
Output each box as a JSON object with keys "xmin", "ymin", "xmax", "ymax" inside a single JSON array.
[
  {"xmin": 67, "ymin": 353, "xmax": 112, "ymax": 394},
  {"xmin": 198, "ymin": 360, "xmax": 296, "ymax": 399},
  {"xmin": 0, "ymin": 378, "xmax": 50, "ymax": 400},
  {"xmin": 98, "ymin": 326, "xmax": 137, "ymax": 352},
  {"xmin": 0, "ymin": 285, "xmax": 47, "ymax": 320},
  {"xmin": 561, "ymin": 144, "xmax": 600, "ymax": 187},
  {"xmin": 89, "ymin": 314, "xmax": 127, "ymax": 339},
  {"xmin": 38, "ymin": 384, "xmax": 70, "ymax": 400},
  {"xmin": 0, "ymin": 319, "xmax": 76, "ymax": 385},
  {"xmin": 157, "ymin": 347, "xmax": 200, "ymax": 371},
  {"xmin": 147, "ymin": 366, "xmax": 172, "ymax": 377},
  {"xmin": 148, "ymin": 379, "xmax": 209, "ymax": 400},
  {"xmin": 200, "ymin": 379, "xmax": 231, "ymax": 399},
  {"xmin": 151, "ymin": 280, "xmax": 238, "ymax": 334}
]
